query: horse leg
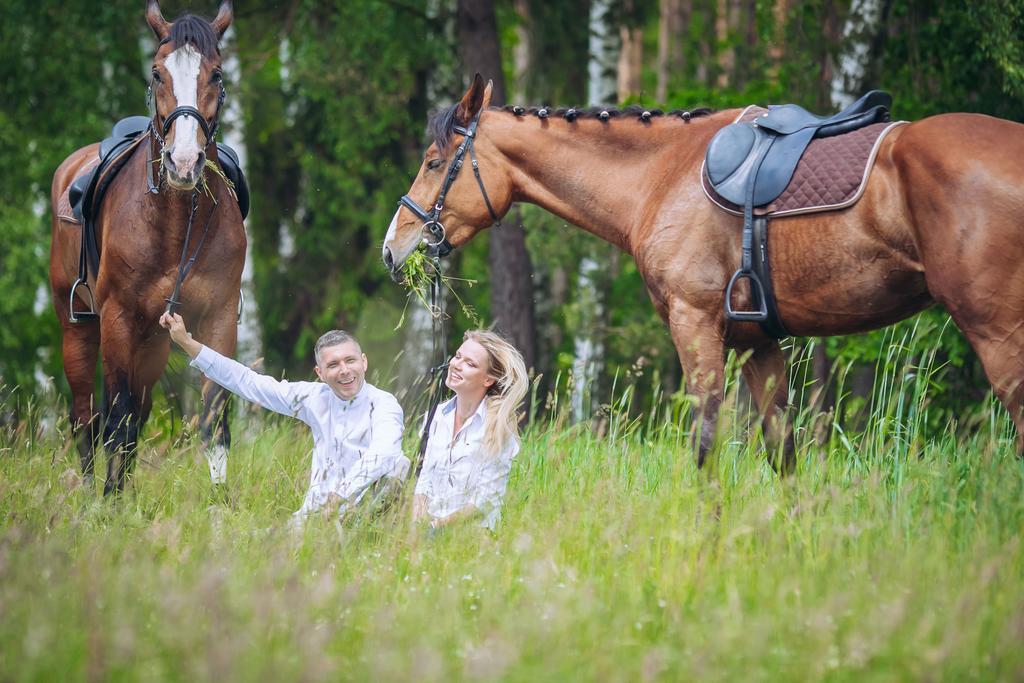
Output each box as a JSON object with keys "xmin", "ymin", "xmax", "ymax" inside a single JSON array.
[
  {"xmin": 667, "ymin": 301, "xmax": 726, "ymax": 468},
  {"xmin": 195, "ymin": 308, "xmax": 238, "ymax": 485},
  {"xmin": 739, "ymin": 342, "xmax": 795, "ymax": 474},
  {"xmin": 59, "ymin": 323, "xmax": 101, "ymax": 482},
  {"xmin": 99, "ymin": 315, "xmax": 170, "ymax": 495},
  {"xmin": 952, "ymin": 327, "xmax": 1024, "ymax": 453}
]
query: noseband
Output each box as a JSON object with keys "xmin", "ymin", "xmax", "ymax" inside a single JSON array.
[
  {"xmin": 397, "ymin": 110, "xmax": 501, "ymax": 258},
  {"xmin": 148, "ymin": 87, "xmax": 226, "ymax": 156}
]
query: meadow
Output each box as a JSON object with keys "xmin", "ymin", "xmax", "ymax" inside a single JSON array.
[{"xmin": 2, "ymin": 332, "xmax": 1023, "ymax": 682}]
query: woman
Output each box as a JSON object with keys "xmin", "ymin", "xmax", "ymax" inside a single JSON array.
[{"xmin": 412, "ymin": 330, "xmax": 529, "ymax": 531}]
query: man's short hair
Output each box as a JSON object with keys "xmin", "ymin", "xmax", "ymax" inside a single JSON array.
[{"xmin": 314, "ymin": 330, "xmax": 361, "ymax": 366}]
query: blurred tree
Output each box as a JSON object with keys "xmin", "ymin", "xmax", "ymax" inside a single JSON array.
[
  {"xmin": 0, "ymin": 1, "xmax": 145, "ymax": 398},
  {"xmin": 3, "ymin": 0, "xmax": 1023, "ymax": 438},
  {"xmin": 235, "ymin": 0, "xmax": 449, "ymax": 377},
  {"xmin": 457, "ymin": 0, "xmax": 538, "ymax": 373}
]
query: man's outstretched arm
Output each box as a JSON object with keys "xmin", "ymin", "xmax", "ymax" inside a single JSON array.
[{"xmin": 160, "ymin": 312, "xmax": 312, "ymax": 421}]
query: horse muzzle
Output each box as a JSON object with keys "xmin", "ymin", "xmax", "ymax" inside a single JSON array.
[{"xmin": 163, "ymin": 150, "xmax": 206, "ymax": 190}]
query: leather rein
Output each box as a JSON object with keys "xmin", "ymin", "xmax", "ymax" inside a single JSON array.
[{"xmin": 397, "ymin": 109, "xmax": 502, "ymax": 476}]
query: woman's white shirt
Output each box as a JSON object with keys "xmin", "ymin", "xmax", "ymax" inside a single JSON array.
[{"xmin": 415, "ymin": 396, "xmax": 518, "ymax": 530}]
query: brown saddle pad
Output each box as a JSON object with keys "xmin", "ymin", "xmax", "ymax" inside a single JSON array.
[{"xmin": 702, "ymin": 105, "xmax": 907, "ymax": 217}]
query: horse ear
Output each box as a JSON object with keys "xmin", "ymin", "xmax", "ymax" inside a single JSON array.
[
  {"xmin": 146, "ymin": 0, "xmax": 171, "ymax": 41},
  {"xmin": 481, "ymin": 79, "xmax": 494, "ymax": 110},
  {"xmin": 456, "ymin": 73, "xmax": 487, "ymax": 124},
  {"xmin": 211, "ymin": 0, "xmax": 233, "ymax": 39}
]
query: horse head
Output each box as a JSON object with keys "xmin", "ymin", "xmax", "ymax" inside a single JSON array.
[
  {"xmin": 383, "ymin": 74, "xmax": 513, "ymax": 274},
  {"xmin": 146, "ymin": 0, "xmax": 232, "ymax": 191}
]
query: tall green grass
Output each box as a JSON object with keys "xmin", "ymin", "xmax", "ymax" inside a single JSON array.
[{"xmin": 2, "ymin": 329, "xmax": 1023, "ymax": 681}]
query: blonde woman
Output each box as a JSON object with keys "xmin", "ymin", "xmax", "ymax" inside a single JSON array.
[{"xmin": 412, "ymin": 330, "xmax": 529, "ymax": 531}]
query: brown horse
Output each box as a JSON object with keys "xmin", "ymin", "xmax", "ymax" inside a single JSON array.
[
  {"xmin": 49, "ymin": 1, "xmax": 245, "ymax": 494},
  {"xmin": 383, "ymin": 75, "xmax": 1024, "ymax": 470}
]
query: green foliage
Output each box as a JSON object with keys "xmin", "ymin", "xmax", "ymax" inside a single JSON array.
[
  {"xmin": 4, "ymin": 0, "xmax": 1024, "ymax": 432},
  {"xmin": 878, "ymin": 1, "xmax": 1024, "ymax": 120},
  {"xmin": 0, "ymin": 1, "xmax": 145, "ymax": 393},
  {"xmin": 238, "ymin": 1, "xmax": 453, "ymax": 375}
]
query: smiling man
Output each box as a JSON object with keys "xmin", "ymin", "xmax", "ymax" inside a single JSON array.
[{"xmin": 159, "ymin": 312, "xmax": 408, "ymax": 522}]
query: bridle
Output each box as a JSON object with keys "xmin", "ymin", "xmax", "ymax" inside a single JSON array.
[
  {"xmin": 397, "ymin": 109, "xmax": 501, "ymax": 258},
  {"xmin": 145, "ymin": 38, "xmax": 228, "ymax": 316},
  {"xmin": 146, "ymin": 38, "xmax": 227, "ymax": 193}
]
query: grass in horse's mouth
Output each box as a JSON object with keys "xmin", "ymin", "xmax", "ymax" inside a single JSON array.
[
  {"xmin": 395, "ymin": 248, "xmax": 479, "ymax": 330},
  {"xmin": 203, "ymin": 158, "xmax": 234, "ymax": 198}
]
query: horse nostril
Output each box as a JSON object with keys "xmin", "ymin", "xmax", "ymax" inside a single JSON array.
[{"xmin": 383, "ymin": 247, "xmax": 394, "ymax": 270}]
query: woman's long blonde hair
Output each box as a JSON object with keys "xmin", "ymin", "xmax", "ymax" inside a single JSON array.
[{"xmin": 464, "ymin": 330, "xmax": 529, "ymax": 456}]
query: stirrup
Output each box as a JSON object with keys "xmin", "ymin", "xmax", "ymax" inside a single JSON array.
[
  {"xmin": 69, "ymin": 278, "xmax": 98, "ymax": 323},
  {"xmin": 725, "ymin": 268, "xmax": 769, "ymax": 322}
]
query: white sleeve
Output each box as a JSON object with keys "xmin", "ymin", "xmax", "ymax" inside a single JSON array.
[
  {"xmin": 190, "ymin": 345, "xmax": 315, "ymax": 423},
  {"xmin": 468, "ymin": 438, "xmax": 519, "ymax": 520},
  {"xmin": 338, "ymin": 393, "xmax": 409, "ymax": 500}
]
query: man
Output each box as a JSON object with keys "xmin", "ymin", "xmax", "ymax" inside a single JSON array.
[{"xmin": 160, "ymin": 312, "xmax": 409, "ymax": 522}]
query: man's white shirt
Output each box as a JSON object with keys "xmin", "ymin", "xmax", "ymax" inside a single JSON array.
[
  {"xmin": 190, "ymin": 346, "xmax": 409, "ymax": 518},
  {"xmin": 414, "ymin": 397, "xmax": 518, "ymax": 529}
]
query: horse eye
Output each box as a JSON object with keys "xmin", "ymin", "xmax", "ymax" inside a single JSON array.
[
  {"xmin": 151, "ymin": 70, "xmax": 162, "ymax": 83},
  {"xmin": 211, "ymin": 71, "xmax": 223, "ymax": 83},
  {"xmin": 427, "ymin": 159, "xmax": 444, "ymax": 170}
]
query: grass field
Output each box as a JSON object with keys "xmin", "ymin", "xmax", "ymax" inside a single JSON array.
[{"xmin": 3, "ymin": 338, "xmax": 1024, "ymax": 681}]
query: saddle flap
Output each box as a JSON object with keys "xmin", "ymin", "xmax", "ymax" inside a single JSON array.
[
  {"xmin": 750, "ymin": 127, "xmax": 815, "ymax": 205},
  {"xmin": 706, "ymin": 125, "xmax": 813, "ymax": 207},
  {"xmin": 706, "ymin": 123, "xmax": 756, "ymax": 186},
  {"xmin": 215, "ymin": 142, "xmax": 249, "ymax": 220},
  {"xmin": 69, "ymin": 171, "xmax": 95, "ymax": 223}
]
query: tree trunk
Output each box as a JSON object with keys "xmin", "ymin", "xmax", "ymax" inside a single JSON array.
[
  {"xmin": 588, "ymin": 0, "xmax": 619, "ymax": 105},
  {"xmin": 571, "ymin": 0, "xmax": 619, "ymax": 422},
  {"xmin": 456, "ymin": 0, "xmax": 537, "ymax": 371},
  {"xmin": 656, "ymin": 0, "xmax": 689, "ymax": 103},
  {"xmin": 220, "ymin": 26, "xmax": 261, "ymax": 366},
  {"xmin": 767, "ymin": 0, "xmax": 789, "ymax": 82},
  {"xmin": 830, "ymin": 0, "xmax": 885, "ymax": 108},
  {"xmin": 618, "ymin": 24, "xmax": 643, "ymax": 100},
  {"xmin": 734, "ymin": 0, "xmax": 757, "ymax": 89},
  {"xmin": 817, "ymin": 0, "xmax": 843, "ymax": 109},
  {"xmin": 457, "ymin": 0, "xmax": 538, "ymax": 372},
  {"xmin": 513, "ymin": 0, "xmax": 531, "ymax": 101}
]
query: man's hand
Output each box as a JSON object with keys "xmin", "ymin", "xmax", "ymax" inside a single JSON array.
[{"xmin": 159, "ymin": 312, "xmax": 203, "ymax": 359}]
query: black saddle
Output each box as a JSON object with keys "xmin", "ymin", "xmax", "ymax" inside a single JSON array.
[
  {"xmin": 706, "ymin": 91, "xmax": 892, "ymax": 208},
  {"xmin": 69, "ymin": 116, "xmax": 151, "ymax": 224},
  {"xmin": 704, "ymin": 91, "xmax": 893, "ymax": 337},
  {"xmin": 215, "ymin": 142, "xmax": 249, "ymax": 220},
  {"xmin": 69, "ymin": 116, "xmax": 249, "ymax": 224},
  {"xmin": 65, "ymin": 115, "xmax": 249, "ymax": 323}
]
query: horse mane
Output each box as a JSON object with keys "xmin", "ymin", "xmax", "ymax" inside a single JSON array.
[
  {"xmin": 166, "ymin": 14, "xmax": 220, "ymax": 58},
  {"xmin": 429, "ymin": 102, "xmax": 715, "ymax": 154}
]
